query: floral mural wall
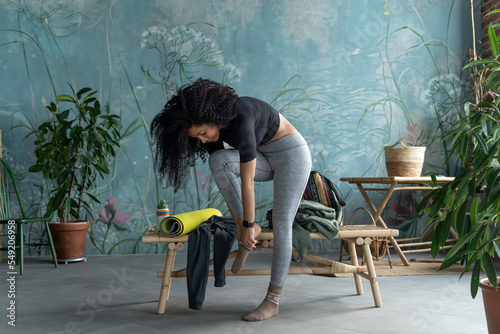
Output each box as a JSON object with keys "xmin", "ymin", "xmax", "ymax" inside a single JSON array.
[{"xmin": 0, "ymin": 0, "xmax": 477, "ymax": 255}]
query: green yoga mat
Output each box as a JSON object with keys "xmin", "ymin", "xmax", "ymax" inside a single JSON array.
[{"xmin": 158, "ymin": 208, "xmax": 222, "ymax": 236}]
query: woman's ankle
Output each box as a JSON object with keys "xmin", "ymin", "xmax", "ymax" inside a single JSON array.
[{"xmin": 243, "ymin": 283, "xmax": 283, "ymax": 321}]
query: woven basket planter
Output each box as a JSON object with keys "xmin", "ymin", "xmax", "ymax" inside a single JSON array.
[{"xmin": 384, "ymin": 142, "xmax": 426, "ymax": 177}]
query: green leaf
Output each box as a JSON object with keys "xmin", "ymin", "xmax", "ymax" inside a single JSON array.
[
  {"xmin": 472, "ymin": 131, "xmax": 489, "ymax": 154},
  {"xmin": 122, "ymin": 116, "xmax": 142, "ymax": 137},
  {"xmin": 489, "ymin": 23, "xmax": 499, "ymax": 57},
  {"xmin": 494, "ymin": 240, "xmax": 500, "ymax": 257},
  {"xmin": 482, "ymin": 252, "xmax": 498, "ymax": 289},
  {"xmin": 86, "ymin": 193, "xmax": 100, "ymax": 203},
  {"xmin": 57, "ymin": 170, "xmax": 70, "ymax": 185},
  {"xmin": 51, "ymin": 188, "xmax": 67, "ymax": 214},
  {"xmin": 481, "ymin": 118, "xmax": 491, "ymax": 137},
  {"xmin": 488, "ymin": 184, "xmax": 500, "ymax": 207},
  {"xmin": 59, "ymin": 109, "xmax": 70, "ymax": 120},
  {"xmin": 76, "ymin": 87, "xmax": 92, "ymax": 99},
  {"xmin": 111, "ymin": 223, "xmax": 129, "ymax": 232},
  {"xmin": 454, "ymin": 182, "xmax": 468, "ymax": 207},
  {"xmin": 468, "ymin": 177, "xmax": 477, "ymax": 197},
  {"xmin": 440, "ymin": 252, "xmax": 465, "ymax": 270},
  {"xmin": 445, "ymin": 232, "xmax": 474, "ymax": 260},
  {"xmin": 47, "ymin": 101, "xmax": 58, "ymax": 112},
  {"xmin": 431, "ymin": 173, "xmax": 438, "ymax": 187},
  {"xmin": 430, "ymin": 186, "xmax": 449, "ymax": 217},
  {"xmin": 485, "ymin": 9, "xmax": 500, "ymax": 17},
  {"xmin": 416, "ymin": 190, "xmax": 435, "ymax": 212},
  {"xmin": 437, "ymin": 213, "xmax": 453, "ymax": 245},
  {"xmin": 471, "ymin": 261, "xmax": 481, "ymax": 298},
  {"xmin": 470, "ymin": 224, "xmax": 489, "ymax": 253},
  {"xmin": 454, "ymin": 202, "xmax": 467, "ymax": 236},
  {"xmin": 464, "ymin": 59, "xmax": 497, "ymax": 70},
  {"xmin": 83, "ymin": 92, "xmax": 97, "ymax": 104},
  {"xmin": 482, "ymin": 224, "xmax": 500, "ymax": 250},
  {"xmin": 28, "ymin": 164, "xmax": 43, "ymax": 173},
  {"xmin": 470, "ymin": 197, "xmax": 479, "ymax": 226},
  {"xmin": 431, "ymin": 228, "xmax": 441, "ymax": 258},
  {"xmin": 55, "ymin": 94, "xmax": 76, "ymax": 103}
]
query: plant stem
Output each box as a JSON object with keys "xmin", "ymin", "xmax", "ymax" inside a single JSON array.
[
  {"xmin": 102, "ymin": 224, "xmax": 111, "ymax": 255},
  {"xmin": 77, "ymin": 165, "xmax": 88, "ymax": 220}
]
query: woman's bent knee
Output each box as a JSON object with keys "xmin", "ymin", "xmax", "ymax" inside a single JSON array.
[{"xmin": 208, "ymin": 149, "xmax": 239, "ymax": 171}]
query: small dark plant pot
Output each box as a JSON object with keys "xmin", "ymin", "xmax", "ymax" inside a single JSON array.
[
  {"xmin": 49, "ymin": 221, "xmax": 90, "ymax": 261},
  {"xmin": 479, "ymin": 277, "xmax": 500, "ymax": 334}
]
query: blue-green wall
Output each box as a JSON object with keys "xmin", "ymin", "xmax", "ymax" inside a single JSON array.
[{"xmin": 0, "ymin": 0, "xmax": 477, "ymax": 255}]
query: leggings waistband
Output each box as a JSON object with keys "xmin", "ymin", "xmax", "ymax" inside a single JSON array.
[{"xmin": 257, "ymin": 132, "xmax": 307, "ymax": 153}]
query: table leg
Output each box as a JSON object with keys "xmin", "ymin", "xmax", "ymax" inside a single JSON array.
[
  {"xmin": 157, "ymin": 244, "xmax": 176, "ymax": 314},
  {"xmin": 356, "ymin": 183, "xmax": 410, "ymax": 266}
]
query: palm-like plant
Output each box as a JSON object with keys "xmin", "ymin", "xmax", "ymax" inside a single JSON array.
[
  {"xmin": 29, "ymin": 86, "xmax": 122, "ymax": 223},
  {"xmin": 418, "ymin": 10, "xmax": 500, "ymax": 298}
]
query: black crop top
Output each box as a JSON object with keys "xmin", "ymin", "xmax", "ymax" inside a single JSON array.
[{"xmin": 202, "ymin": 96, "xmax": 280, "ymax": 163}]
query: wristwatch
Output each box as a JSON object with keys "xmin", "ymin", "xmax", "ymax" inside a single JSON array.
[{"xmin": 243, "ymin": 220, "xmax": 255, "ymax": 228}]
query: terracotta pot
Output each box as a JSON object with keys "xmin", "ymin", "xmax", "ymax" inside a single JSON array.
[
  {"xmin": 49, "ymin": 221, "xmax": 90, "ymax": 260},
  {"xmin": 479, "ymin": 277, "xmax": 500, "ymax": 334}
]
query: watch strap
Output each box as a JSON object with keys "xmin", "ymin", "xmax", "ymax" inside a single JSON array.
[{"xmin": 243, "ymin": 220, "xmax": 255, "ymax": 228}]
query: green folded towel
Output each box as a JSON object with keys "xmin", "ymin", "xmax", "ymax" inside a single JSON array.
[{"xmin": 292, "ymin": 200, "xmax": 340, "ymax": 257}]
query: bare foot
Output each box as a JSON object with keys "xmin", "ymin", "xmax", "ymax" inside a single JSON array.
[{"xmin": 231, "ymin": 224, "xmax": 261, "ymax": 274}]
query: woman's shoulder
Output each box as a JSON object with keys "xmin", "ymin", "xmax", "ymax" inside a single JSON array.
[
  {"xmin": 239, "ymin": 96, "xmax": 265, "ymax": 104},
  {"xmin": 237, "ymin": 96, "xmax": 271, "ymax": 112}
]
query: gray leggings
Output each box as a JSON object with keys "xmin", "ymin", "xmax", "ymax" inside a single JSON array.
[{"xmin": 208, "ymin": 132, "xmax": 312, "ymax": 286}]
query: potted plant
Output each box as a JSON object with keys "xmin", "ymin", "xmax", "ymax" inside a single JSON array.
[
  {"xmin": 417, "ymin": 10, "xmax": 500, "ymax": 333},
  {"xmin": 29, "ymin": 86, "xmax": 122, "ymax": 262}
]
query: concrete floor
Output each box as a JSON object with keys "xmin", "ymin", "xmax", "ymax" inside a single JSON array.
[{"xmin": 0, "ymin": 251, "xmax": 492, "ymax": 334}]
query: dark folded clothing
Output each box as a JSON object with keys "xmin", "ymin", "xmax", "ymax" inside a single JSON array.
[{"xmin": 186, "ymin": 215, "xmax": 236, "ymax": 310}]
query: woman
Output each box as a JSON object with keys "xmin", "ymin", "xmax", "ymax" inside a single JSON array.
[{"xmin": 150, "ymin": 78, "xmax": 311, "ymax": 321}]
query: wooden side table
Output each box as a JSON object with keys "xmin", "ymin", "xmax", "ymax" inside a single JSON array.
[{"xmin": 340, "ymin": 176, "xmax": 455, "ymax": 266}]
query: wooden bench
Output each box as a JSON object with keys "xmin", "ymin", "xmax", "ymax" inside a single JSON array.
[{"xmin": 142, "ymin": 225, "xmax": 399, "ymax": 314}]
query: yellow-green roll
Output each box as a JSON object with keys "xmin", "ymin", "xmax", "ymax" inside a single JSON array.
[{"xmin": 159, "ymin": 208, "xmax": 222, "ymax": 236}]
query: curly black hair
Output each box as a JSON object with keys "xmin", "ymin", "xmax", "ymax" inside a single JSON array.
[{"xmin": 150, "ymin": 78, "xmax": 239, "ymax": 192}]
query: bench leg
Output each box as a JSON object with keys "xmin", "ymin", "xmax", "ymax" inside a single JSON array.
[
  {"xmin": 347, "ymin": 240, "xmax": 363, "ymax": 295},
  {"xmin": 158, "ymin": 245, "xmax": 176, "ymax": 314},
  {"xmin": 361, "ymin": 242, "xmax": 382, "ymax": 307}
]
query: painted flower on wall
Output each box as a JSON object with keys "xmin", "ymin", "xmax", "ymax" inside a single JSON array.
[
  {"xmin": 140, "ymin": 24, "xmax": 242, "ymax": 96},
  {"xmin": 140, "ymin": 25, "xmax": 168, "ymax": 49},
  {"xmin": 420, "ymin": 73, "xmax": 470, "ymax": 122},
  {"xmin": 387, "ymin": 192, "xmax": 428, "ymax": 237},
  {"xmin": 193, "ymin": 170, "xmax": 210, "ymax": 191},
  {"xmin": 402, "ymin": 123, "xmax": 427, "ymax": 146},
  {"xmin": 9, "ymin": 0, "xmax": 82, "ymax": 37},
  {"xmin": 90, "ymin": 197, "xmax": 132, "ymax": 254},
  {"xmin": 95, "ymin": 197, "xmax": 132, "ymax": 225}
]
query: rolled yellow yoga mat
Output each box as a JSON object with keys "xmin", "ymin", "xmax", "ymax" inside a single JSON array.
[{"xmin": 159, "ymin": 208, "xmax": 222, "ymax": 236}]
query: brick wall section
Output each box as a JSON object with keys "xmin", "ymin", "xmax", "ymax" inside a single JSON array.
[{"xmin": 482, "ymin": 0, "xmax": 500, "ymax": 58}]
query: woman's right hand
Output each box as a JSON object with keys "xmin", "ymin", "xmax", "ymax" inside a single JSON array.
[{"xmin": 240, "ymin": 227, "xmax": 257, "ymax": 250}]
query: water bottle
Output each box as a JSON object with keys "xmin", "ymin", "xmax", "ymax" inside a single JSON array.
[{"xmin": 157, "ymin": 200, "xmax": 170, "ymax": 227}]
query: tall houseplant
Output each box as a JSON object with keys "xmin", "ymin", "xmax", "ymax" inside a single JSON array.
[
  {"xmin": 29, "ymin": 86, "xmax": 122, "ymax": 260},
  {"xmin": 418, "ymin": 8, "xmax": 500, "ymax": 332}
]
